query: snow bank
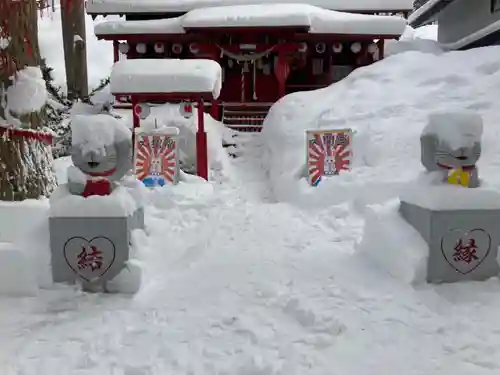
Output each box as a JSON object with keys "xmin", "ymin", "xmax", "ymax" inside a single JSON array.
[
  {"xmin": 385, "ymin": 24, "xmax": 442, "ymax": 56},
  {"xmin": 0, "ymin": 199, "xmax": 52, "ymax": 294},
  {"xmin": 357, "ymin": 199, "xmax": 429, "ymax": 284},
  {"xmin": 110, "ymin": 59, "xmax": 222, "ymax": 99},
  {"xmin": 0, "ymin": 243, "xmax": 38, "ymax": 297},
  {"xmin": 262, "ymin": 46, "xmax": 500, "ymax": 207},
  {"xmin": 71, "ymin": 114, "xmax": 131, "ymax": 155}
]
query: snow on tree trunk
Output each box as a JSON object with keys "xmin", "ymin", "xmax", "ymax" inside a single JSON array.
[{"xmin": 0, "ymin": 0, "xmax": 57, "ymax": 201}]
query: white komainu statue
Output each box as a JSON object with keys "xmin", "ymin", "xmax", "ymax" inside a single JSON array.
[{"xmin": 67, "ymin": 114, "xmax": 133, "ymax": 197}]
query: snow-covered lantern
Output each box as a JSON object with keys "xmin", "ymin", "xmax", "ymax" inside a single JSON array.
[
  {"xmin": 189, "ymin": 43, "xmax": 200, "ymax": 54},
  {"xmin": 350, "ymin": 42, "xmax": 362, "ymax": 54},
  {"xmin": 315, "ymin": 42, "xmax": 326, "ymax": 54},
  {"xmin": 172, "ymin": 43, "xmax": 183, "ymax": 54},
  {"xmin": 298, "ymin": 42, "xmax": 308, "ymax": 53},
  {"xmin": 118, "ymin": 42, "xmax": 129, "ymax": 54},
  {"xmin": 154, "ymin": 42, "xmax": 165, "ymax": 53},
  {"xmin": 332, "ymin": 42, "xmax": 343, "ymax": 53},
  {"xmin": 136, "ymin": 42, "xmax": 147, "ymax": 54}
]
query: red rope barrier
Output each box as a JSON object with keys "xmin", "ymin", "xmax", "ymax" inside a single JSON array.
[{"xmin": 0, "ymin": 126, "xmax": 53, "ymax": 145}]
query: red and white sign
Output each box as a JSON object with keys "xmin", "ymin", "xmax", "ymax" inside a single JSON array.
[
  {"xmin": 306, "ymin": 128, "xmax": 352, "ymax": 186},
  {"xmin": 134, "ymin": 103, "xmax": 151, "ymax": 120},
  {"xmin": 180, "ymin": 101, "xmax": 194, "ymax": 118},
  {"xmin": 134, "ymin": 127, "xmax": 180, "ymax": 187}
]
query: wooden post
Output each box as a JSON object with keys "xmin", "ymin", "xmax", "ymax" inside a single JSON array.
[
  {"xmin": 196, "ymin": 99, "xmax": 208, "ymax": 180},
  {"xmin": 377, "ymin": 39, "xmax": 385, "ymax": 60},
  {"xmin": 60, "ymin": 0, "xmax": 88, "ymax": 100},
  {"xmin": 210, "ymin": 100, "xmax": 219, "ymax": 121},
  {"xmin": 113, "ymin": 40, "xmax": 119, "ymax": 62}
]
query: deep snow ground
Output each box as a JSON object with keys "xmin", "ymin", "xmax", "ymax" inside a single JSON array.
[
  {"xmin": 2, "ymin": 8, "xmax": 500, "ymax": 375},
  {"xmin": 3, "ymin": 136, "xmax": 500, "ymax": 375}
]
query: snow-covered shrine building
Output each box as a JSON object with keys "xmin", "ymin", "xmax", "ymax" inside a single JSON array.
[
  {"xmin": 409, "ymin": 0, "xmax": 500, "ymax": 50},
  {"xmin": 88, "ymin": 0, "xmax": 410, "ymax": 129}
]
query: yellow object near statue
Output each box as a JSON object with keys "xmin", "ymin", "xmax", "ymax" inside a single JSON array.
[{"xmin": 447, "ymin": 168, "xmax": 470, "ymax": 187}]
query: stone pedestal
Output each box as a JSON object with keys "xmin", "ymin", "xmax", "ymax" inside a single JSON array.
[
  {"xmin": 400, "ymin": 201, "xmax": 500, "ymax": 283},
  {"xmin": 49, "ymin": 184, "xmax": 145, "ymax": 288},
  {"xmin": 49, "ymin": 215, "xmax": 138, "ymax": 284}
]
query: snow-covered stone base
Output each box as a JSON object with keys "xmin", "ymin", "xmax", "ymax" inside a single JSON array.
[
  {"xmin": 0, "ymin": 243, "xmax": 38, "ymax": 297},
  {"xmin": 356, "ymin": 199, "xmax": 429, "ymax": 285}
]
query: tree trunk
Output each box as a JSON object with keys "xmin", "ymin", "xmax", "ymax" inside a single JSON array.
[
  {"xmin": 0, "ymin": 0, "xmax": 57, "ymax": 201},
  {"xmin": 61, "ymin": 0, "xmax": 88, "ymax": 100}
]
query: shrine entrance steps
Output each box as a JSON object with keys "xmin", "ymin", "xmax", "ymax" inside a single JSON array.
[{"xmin": 222, "ymin": 102, "xmax": 272, "ymax": 132}]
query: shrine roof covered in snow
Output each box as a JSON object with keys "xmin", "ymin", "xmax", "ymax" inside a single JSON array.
[
  {"xmin": 109, "ymin": 59, "xmax": 222, "ymax": 99},
  {"xmin": 86, "ymin": 0, "xmax": 413, "ymax": 15},
  {"xmin": 94, "ymin": 4, "xmax": 407, "ymax": 38}
]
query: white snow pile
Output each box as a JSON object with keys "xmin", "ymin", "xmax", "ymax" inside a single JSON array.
[
  {"xmin": 357, "ymin": 199, "xmax": 428, "ymax": 284},
  {"xmin": 49, "ymin": 184, "xmax": 140, "ymax": 217},
  {"xmin": 94, "ymin": 3, "xmax": 406, "ymax": 37},
  {"xmin": 109, "ymin": 59, "xmax": 222, "ymax": 99},
  {"xmin": 0, "ymin": 199, "xmax": 51, "ymax": 296},
  {"xmin": 4, "ymin": 66, "xmax": 47, "ymax": 125},
  {"xmin": 262, "ymin": 46, "xmax": 500, "ymax": 207},
  {"xmin": 180, "ymin": 3, "xmax": 406, "ymax": 35},
  {"xmin": 71, "ymin": 113, "xmax": 131, "ymax": 155},
  {"xmin": 385, "ymin": 24, "xmax": 442, "ymax": 56}
]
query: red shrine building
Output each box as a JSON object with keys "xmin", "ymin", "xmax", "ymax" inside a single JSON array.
[{"xmin": 87, "ymin": 0, "xmax": 411, "ymax": 129}]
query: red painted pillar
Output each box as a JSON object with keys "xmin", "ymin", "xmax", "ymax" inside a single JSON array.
[
  {"xmin": 274, "ymin": 53, "xmax": 289, "ymax": 99},
  {"xmin": 196, "ymin": 98, "xmax": 208, "ymax": 180},
  {"xmin": 113, "ymin": 40, "xmax": 119, "ymax": 62}
]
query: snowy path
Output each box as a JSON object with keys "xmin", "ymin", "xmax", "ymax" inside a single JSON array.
[{"xmin": 3, "ymin": 136, "xmax": 500, "ymax": 374}]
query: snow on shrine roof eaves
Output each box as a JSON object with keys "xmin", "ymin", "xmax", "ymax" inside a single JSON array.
[
  {"xmin": 94, "ymin": 4, "xmax": 407, "ymax": 37},
  {"xmin": 86, "ymin": 0, "xmax": 413, "ymax": 15},
  {"xmin": 109, "ymin": 59, "xmax": 222, "ymax": 99},
  {"xmin": 408, "ymin": 0, "xmax": 457, "ymax": 27}
]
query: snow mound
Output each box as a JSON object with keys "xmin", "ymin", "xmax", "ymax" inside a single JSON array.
[
  {"xmin": 0, "ymin": 243, "xmax": 38, "ymax": 297},
  {"xmin": 400, "ymin": 173, "xmax": 500, "ymax": 210},
  {"xmin": 0, "ymin": 199, "xmax": 52, "ymax": 293},
  {"xmin": 385, "ymin": 24, "xmax": 442, "ymax": 56},
  {"xmin": 262, "ymin": 46, "xmax": 500, "ymax": 207},
  {"xmin": 422, "ymin": 110, "xmax": 483, "ymax": 149},
  {"xmin": 357, "ymin": 199, "xmax": 429, "ymax": 284},
  {"xmin": 110, "ymin": 59, "xmax": 222, "ymax": 99},
  {"xmin": 49, "ymin": 184, "xmax": 139, "ymax": 217},
  {"xmin": 71, "ymin": 114, "xmax": 131, "ymax": 155},
  {"xmin": 6, "ymin": 66, "xmax": 47, "ymax": 123},
  {"xmin": 106, "ymin": 259, "xmax": 143, "ymax": 294}
]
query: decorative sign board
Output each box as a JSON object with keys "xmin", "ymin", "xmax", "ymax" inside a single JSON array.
[
  {"xmin": 306, "ymin": 128, "xmax": 352, "ymax": 186},
  {"xmin": 134, "ymin": 127, "xmax": 180, "ymax": 187},
  {"xmin": 180, "ymin": 101, "xmax": 194, "ymax": 118},
  {"xmin": 133, "ymin": 103, "xmax": 151, "ymax": 120}
]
